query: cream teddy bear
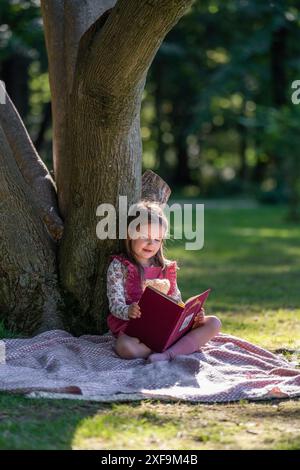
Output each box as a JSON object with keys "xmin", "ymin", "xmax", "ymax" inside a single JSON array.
[
  {"xmin": 143, "ymin": 278, "xmax": 170, "ymax": 295},
  {"xmin": 143, "ymin": 278, "xmax": 186, "ymax": 307}
]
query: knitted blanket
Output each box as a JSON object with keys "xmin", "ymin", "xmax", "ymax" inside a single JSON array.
[{"xmin": 0, "ymin": 329, "xmax": 299, "ymax": 403}]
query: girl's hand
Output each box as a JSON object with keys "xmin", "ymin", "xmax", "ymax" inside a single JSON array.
[
  {"xmin": 192, "ymin": 307, "xmax": 205, "ymax": 329},
  {"xmin": 128, "ymin": 302, "xmax": 141, "ymax": 319}
]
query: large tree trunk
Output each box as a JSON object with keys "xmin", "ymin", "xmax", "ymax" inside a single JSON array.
[
  {"xmin": 0, "ymin": 0, "xmax": 193, "ymax": 336},
  {"xmin": 41, "ymin": 0, "xmax": 193, "ymax": 335},
  {"xmin": 0, "ymin": 83, "xmax": 64, "ymax": 335},
  {"xmin": 41, "ymin": 0, "xmax": 118, "ymax": 220}
]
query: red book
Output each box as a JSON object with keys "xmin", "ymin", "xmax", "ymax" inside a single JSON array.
[{"xmin": 125, "ymin": 286, "xmax": 211, "ymax": 353}]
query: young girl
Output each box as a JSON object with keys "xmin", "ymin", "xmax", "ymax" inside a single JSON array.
[{"xmin": 106, "ymin": 199, "xmax": 221, "ymax": 362}]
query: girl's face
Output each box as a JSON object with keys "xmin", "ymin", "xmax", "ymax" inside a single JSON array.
[{"xmin": 130, "ymin": 223, "xmax": 165, "ymax": 264}]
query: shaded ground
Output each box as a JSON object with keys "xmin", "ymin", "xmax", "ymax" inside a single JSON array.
[{"xmin": 0, "ymin": 394, "xmax": 299, "ymax": 450}]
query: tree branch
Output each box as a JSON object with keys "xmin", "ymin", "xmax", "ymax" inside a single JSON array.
[
  {"xmin": 82, "ymin": 0, "xmax": 194, "ymax": 97},
  {"xmin": 40, "ymin": 0, "xmax": 117, "ymax": 218},
  {"xmin": 0, "ymin": 115, "xmax": 64, "ymax": 334},
  {"xmin": 0, "ymin": 83, "xmax": 63, "ymax": 241}
]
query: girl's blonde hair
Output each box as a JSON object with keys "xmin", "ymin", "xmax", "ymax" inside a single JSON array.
[{"xmin": 121, "ymin": 199, "xmax": 174, "ymax": 286}]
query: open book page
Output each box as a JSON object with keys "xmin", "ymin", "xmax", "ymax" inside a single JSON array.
[
  {"xmin": 182, "ymin": 296, "xmax": 203, "ymax": 316},
  {"xmin": 183, "ymin": 289, "xmax": 211, "ymax": 315},
  {"xmin": 185, "ymin": 293, "xmax": 203, "ymax": 304},
  {"xmin": 146, "ymin": 286, "xmax": 211, "ymax": 309},
  {"xmin": 146, "ymin": 285, "xmax": 184, "ymax": 306}
]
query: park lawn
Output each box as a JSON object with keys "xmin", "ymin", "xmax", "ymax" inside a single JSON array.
[
  {"xmin": 170, "ymin": 204, "xmax": 300, "ymax": 351},
  {"xmin": 0, "ymin": 204, "xmax": 299, "ymax": 450}
]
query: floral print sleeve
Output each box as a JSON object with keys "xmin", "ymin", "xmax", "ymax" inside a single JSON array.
[
  {"xmin": 171, "ymin": 280, "xmax": 183, "ymax": 303},
  {"xmin": 106, "ymin": 259, "xmax": 130, "ymax": 320}
]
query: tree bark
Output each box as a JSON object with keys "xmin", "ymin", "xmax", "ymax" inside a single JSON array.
[
  {"xmin": 41, "ymin": 0, "xmax": 118, "ymax": 220},
  {"xmin": 0, "ymin": 83, "xmax": 64, "ymax": 335}
]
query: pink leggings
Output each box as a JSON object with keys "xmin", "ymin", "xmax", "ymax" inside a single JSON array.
[{"xmin": 114, "ymin": 316, "xmax": 221, "ymax": 361}]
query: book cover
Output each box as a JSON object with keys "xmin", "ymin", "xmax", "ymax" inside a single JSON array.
[{"xmin": 124, "ymin": 286, "xmax": 211, "ymax": 353}]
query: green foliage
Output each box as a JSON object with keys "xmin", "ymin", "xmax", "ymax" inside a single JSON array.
[
  {"xmin": 0, "ymin": 0, "xmax": 51, "ymax": 162},
  {"xmin": 1, "ymin": 0, "xmax": 300, "ymax": 213},
  {"xmin": 142, "ymin": 0, "xmax": 300, "ymax": 215},
  {"xmin": 0, "ymin": 0, "xmax": 44, "ymax": 63},
  {"xmin": 263, "ymin": 106, "xmax": 300, "ymax": 219}
]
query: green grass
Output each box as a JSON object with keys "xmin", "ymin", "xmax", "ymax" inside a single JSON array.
[
  {"xmin": 0, "ymin": 395, "xmax": 299, "ymax": 450},
  {"xmin": 167, "ymin": 205, "xmax": 300, "ymax": 351},
  {"xmin": 1, "ymin": 204, "xmax": 300, "ymax": 449}
]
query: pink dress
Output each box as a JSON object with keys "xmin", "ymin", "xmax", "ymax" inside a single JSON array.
[{"xmin": 106, "ymin": 254, "xmax": 182, "ymax": 338}]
